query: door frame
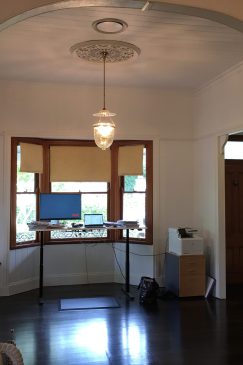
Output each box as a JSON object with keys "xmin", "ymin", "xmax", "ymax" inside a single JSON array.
[
  {"xmin": 223, "ymin": 135, "xmax": 243, "ymax": 286},
  {"xmin": 218, "ymin": 133, "xmax": 243, "ymax": 297}
]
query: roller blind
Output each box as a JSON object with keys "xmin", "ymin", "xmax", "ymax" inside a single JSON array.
[
  {"xmin": 20, "ymin": 143, "xmax": 43, "ymax": 173},
  {"xmin": 118, "ymin": 145, "xmax": 144, "ymax": 176},
  {"xmin": 50, "ymin": 146, "xmax": 111, "ymax": 182}
]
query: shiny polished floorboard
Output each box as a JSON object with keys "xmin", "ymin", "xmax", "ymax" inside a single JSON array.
[{"xmin": 0, "ymin": 283, "xmax": 242, "ymax": 365}]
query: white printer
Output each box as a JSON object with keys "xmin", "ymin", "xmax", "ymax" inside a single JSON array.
[{"xmin": 168, "ymin": 227, "xmax": 204, "ymax": 255}]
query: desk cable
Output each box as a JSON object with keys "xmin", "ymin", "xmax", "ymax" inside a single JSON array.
[
  {"xmin": 84, "ymin": 244, "xmax": 89, "ymax": 284},
  {"xmin": 111, "ymin": 245, "xmax": 166, "ymax": 257},
  {"xmin": 83, "ymin": 242, "xmax": 106, "ymax": 284},
  {"xmin": 111, "ymin": 243, "xmax": 126, "ymax": 281},
  {"xmin": 81, "ymin": 239, "xmax": 169, "ymax": 285}
]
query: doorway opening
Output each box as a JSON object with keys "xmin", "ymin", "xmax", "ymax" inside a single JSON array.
[{"xmin": 225, "ymin": 134, "xmax": 243, "ymax": 298}]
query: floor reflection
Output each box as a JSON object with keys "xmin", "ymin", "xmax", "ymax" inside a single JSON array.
[
  {"xmin": 1, "ymin": 283, "xmax": 242, "ymax": 365},
  {"xmin": 121, "ymin": 320, "xmax": 148, "ymax": 362},
  {"xmin": 49, "ymin": 318, "xmax": 109, "ymax": 362},
  {"xmin": 46, "ymin": 312, "xmax": 150, "ymax": 364}
]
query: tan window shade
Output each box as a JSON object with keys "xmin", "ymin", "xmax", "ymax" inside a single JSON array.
[
  {"xmin": 50, "ymin": 146, "xmax": 111, "ymax": 182},
  {"xmin": 20, "ymin": 143, "xmax": 43, "ymax": 173},
  {"xmin": 118, "ymin": 145, "xmax": 144, "ymax": 176}
]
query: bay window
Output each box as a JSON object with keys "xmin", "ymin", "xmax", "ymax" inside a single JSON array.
[{"xmin": 10, "ymin": 138, "xmax": 153, "ymax": 248}]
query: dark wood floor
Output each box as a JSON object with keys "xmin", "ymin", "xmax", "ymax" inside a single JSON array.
[{"xmin": 0, "ymin": 283, "xmax": 243, "ymax": 365}]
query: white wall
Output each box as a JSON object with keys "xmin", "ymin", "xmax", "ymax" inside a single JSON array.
[
  {"xmin": 4, "ymin": 66, "xmax": 242, "ymax": 299},
  {"xmin": 194, "ymin": 62, "xmax": 243, "ymax": 298},
  {"xmin": 159, "ymin": 139, "xmax": 194, "ymax": 283},
  {"xmin": 193, "ymin": 136, "xmax": 220, "ymax": 292},
  {"xmin": 0, "ymin": 81, "xmax": 194, "ymax": 139},
  {"xmin": 44, "ymin": 243, "xmax": 115, "ymax": 286},
  {"xmin": 194, "ymin": 63, "xmax": 243, "ymax": 139},
  {"xmin": 0, "ymin": 79, "xmax": 195, "ymax": 295}
]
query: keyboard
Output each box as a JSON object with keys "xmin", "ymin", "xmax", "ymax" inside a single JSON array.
[{"xmin": 84, "ymin": 225, "xmax": 104, "ymax": 228}]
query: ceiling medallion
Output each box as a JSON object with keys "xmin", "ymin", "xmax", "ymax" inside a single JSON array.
[
  {"xmin": 70, "ymin": 40, "xmax": 141, "ymax": 63},
  {"xmin": 92, "ymin": 18, "xmax": 128, "ymax": 34}
]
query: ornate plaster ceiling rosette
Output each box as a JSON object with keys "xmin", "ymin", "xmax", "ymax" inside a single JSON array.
[{"xmin": 70, "ymin": 40, "xmax": 141, "ymax": 63}]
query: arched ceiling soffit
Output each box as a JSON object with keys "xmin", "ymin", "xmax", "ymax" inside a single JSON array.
[{"xmin": 0, "ymin": 0, "xmax": 243, "ymax": 33}]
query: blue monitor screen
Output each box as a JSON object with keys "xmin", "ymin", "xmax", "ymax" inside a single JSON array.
[{"xmin": 39, "ymin": 193, "xmax": 81, "ymax": 221}]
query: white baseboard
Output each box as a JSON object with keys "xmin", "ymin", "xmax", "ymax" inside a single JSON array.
[
  {"xmin": 2, "ymin": 272, "xmax": 143, "ymax": 296},
  {"xmin": 8, "ymin": 277, "xmax": 38, "ymax": 296},
  {"xmin": 0, "ymin": 286, "xmax": 10, "ymax": 296},
  {"xmin": 43, "ymin": 272, "xmax": 115, "ymax": 287}
]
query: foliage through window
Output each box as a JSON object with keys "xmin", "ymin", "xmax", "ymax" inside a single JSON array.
[
  {"xmin": 122, "ymin": 149, "xmax": 146, "ymax": 239},
  {"xmin": 15, "ymin": 145, "xmax": 37, "ymax": 243}
]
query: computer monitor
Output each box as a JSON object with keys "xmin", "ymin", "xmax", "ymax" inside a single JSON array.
[{"xmin": 39, "ymin": 193, "xmax": 81, "ymax": 221}]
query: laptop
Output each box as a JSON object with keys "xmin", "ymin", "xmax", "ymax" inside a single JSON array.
[{"xmin": 84, "ymin": 214, "xmax": 104, "ymax": 228}]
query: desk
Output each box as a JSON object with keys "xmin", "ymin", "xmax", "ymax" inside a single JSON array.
[{"xmin": 31, "ymin": 225, "xmax": 143, "ymax": 304}]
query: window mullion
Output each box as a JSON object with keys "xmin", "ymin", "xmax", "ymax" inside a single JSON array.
[{"xmin": 10, "ymin": 139, "xmax": 18, "ymax": 248}]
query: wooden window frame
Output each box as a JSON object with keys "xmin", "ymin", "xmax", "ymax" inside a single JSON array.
[{"xmin": 10, "ymin": 137, "xmax": 153, "ymax": 249}]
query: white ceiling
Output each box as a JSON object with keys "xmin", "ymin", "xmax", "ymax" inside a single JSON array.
[{"xmin": 0, "ymin": 6, "xmax": 243, "ymax": 89}]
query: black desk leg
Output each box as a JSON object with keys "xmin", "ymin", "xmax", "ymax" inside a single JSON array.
[
  {"xmin": 39, "ymin": 231, "xmax": 44, "ymax": 305},
  {"xmin": 122, "ymin": 228, "xmax": 134, "ymax": 300}
]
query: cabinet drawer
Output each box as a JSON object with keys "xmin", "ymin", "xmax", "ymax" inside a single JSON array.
[
  {"xmin": 180, "ymin": 255, "xmax": 205, "ymax": 275},
  {"xmin": 179, "ymin": 274, "xmax": 205, "ymax": 297},
  {"xmin": 165, "ymin": 253, "xmax": 206, "ymax": 297}
]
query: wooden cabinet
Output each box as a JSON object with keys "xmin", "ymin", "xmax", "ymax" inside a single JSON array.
[{"xmin": 165, "ymin": 253, "xmax": 205, "ymax": 297}]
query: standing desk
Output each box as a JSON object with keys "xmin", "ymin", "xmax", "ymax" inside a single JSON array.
[{"xmin": 31, "ymin": 225, "xmax": 143, "ymax": 304}]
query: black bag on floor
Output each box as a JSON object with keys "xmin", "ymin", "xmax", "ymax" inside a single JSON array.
[{"xmin": 138, "ymin": 276, "xmax": 159, "ymax": 305}]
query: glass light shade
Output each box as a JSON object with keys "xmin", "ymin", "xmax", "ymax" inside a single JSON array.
[{"xmin": 93, "ymin": 108, "xmax": 116, "ymax": 150}]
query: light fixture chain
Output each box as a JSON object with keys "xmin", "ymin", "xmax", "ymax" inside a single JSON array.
[
  {"xmin": 102, "ymin": 51, "xmax": 107, "ymax": 109},
  {"xmin": 103, "ymin": 51, "xmax": 107, "ymax": 110},
  {"xmin": 103, "ymin": 52, "xmax": 107, "ymax": 109}
]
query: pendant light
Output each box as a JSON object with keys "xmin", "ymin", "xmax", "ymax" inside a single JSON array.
[
  {"xmin": 70, "ymin": 39, "xmax": 141, "ymax": 150},
  {"xmin": 93, "ymin": 51, "xmax": 116, "ymax": 150}
]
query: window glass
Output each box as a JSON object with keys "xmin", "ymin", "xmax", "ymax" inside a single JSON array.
[
  {"xmin": 122, "ymin": 148, "xmax": 147, "ymax": 239},
  {"xmin": 122, "ymin": 192, "xmax": 146, "ymax": 239},
  {"xmin": 16, "ymin": 194, "xmax": 36, "ymax": 243},
  {"xmin": 124, "ymin": 176, "xmax": 146, "ymax": 192},
  {"xmin": 17, "ymin": 146, "xmax": 35, "ymax": 193},
  {"xmin": 82, "ymin": 194, "xmax": 107, "ymax": 221},
  {"xmin": 123, "ymin": 193, "xmax": 145, "ymax": 224}
]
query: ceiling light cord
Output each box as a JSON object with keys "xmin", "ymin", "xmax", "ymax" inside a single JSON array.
[{"xmin": 102, "ymin": 51, "xmax": 107, "ymax": 110}]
